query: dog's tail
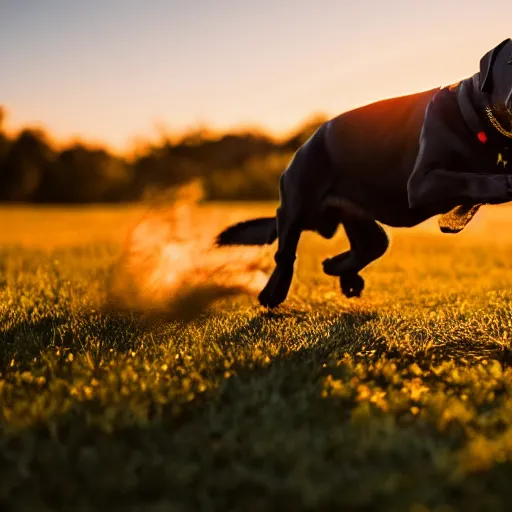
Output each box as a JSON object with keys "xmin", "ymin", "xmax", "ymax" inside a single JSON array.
[{"xmin": 215, "ymin": 217, "xmax": 277, "ymax": 246}]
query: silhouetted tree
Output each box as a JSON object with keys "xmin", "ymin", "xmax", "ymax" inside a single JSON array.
[
  {"xmin": 132, "ymin": 144, "xmax": 201, "ymax": 194},
  {"xmin": 37, "ymin": 143, "xmax": 132, "ymax": 203},
  {"xmin": 0, "ymin": 108, "xmax": 331, "ymax": 203},
  {"xmin": 0, "ymin": 128, "xmax": 55, "ymax": 201},
  {"xmin": 0, "ymin": 107, "xmax": 9, "ymax": 174},
  {"xmin": 203, "ymin": 151, "xmax": 293, "ymax": 201}
]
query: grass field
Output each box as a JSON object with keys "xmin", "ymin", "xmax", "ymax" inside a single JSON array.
[{"xmin": 2, "ymin": 201, "xmax": 512, "ymax": 511}]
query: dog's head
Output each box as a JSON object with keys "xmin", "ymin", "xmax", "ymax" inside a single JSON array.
[{"xmin": 479, "ymin": 38, "xmax": 512, "ymax": 126}]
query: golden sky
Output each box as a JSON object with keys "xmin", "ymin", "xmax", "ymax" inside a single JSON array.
[{"xmin": 1, "ymin": 0, "xmax": 510, "ymax": 154}]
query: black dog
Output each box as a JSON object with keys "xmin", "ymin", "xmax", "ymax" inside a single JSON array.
[{"xmin": 216, "ymin": 39, "xmax": 512, "ymax": 308}]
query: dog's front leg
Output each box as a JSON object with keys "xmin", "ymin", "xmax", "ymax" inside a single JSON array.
[
  {"xmin": 258, "ymin": 206, "xmax": 303, "ymax": 308},
  {"xmin": 258, "ymin": 123, "xmax": 333, "ymax": 308}
]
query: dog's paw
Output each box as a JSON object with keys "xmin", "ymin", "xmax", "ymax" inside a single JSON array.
[
  {"xmin": 258, "ymin": 289, "xmax": 282, "ymax": 309},
  {"xmin": 258, "ymin": 266, "xmax": 294, "ymax": 309},
  {"xmin": 340, "ymin": 273, "xmax": 364, "ymax": 298}
]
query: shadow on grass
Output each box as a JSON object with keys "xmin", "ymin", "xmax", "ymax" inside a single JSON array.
[
  {"xmin": 214, "ymin": 306, "xmax": 512, "ymax": 370},
  {"xmin": 2, "ymin": 307, "xmax": 512, "ymax": 510},
  {"xmin": 0, "ymin": 309, "xmax": 149, "ymax": 374}
]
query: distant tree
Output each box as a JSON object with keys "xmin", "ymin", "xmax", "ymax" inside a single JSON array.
[
  {"xmin": 0, "ymin": 133, "xmax": 9, "ymax": 169},
  {"xmin": 37, "ymin": 143, "xmax": 132, "ymax": 203},
  {"xmin": 0, "ymin": 106, "xmax": 330, "ymax": 203},
  {"xmin": 203, "ymin": 151, "xmax": 292, "ymax": 201},
  {"xmin": 132, "ymin": 143, "xmax": 202, "ymax": 197},
  {"xmin": 0, "ymin": 128, "xmax": 55, "ymax": 201},
  {"xmin": 172, "ymin": 132, "xmax": 275, "ymax": 169},
  {"xmin": 0, "ymin": 107, "xmax": 9, "ymax": 172}
]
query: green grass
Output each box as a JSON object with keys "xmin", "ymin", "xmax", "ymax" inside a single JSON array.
[{"xmin": 2, "ymin": 203, "xmax": 512, "ymax": 511}]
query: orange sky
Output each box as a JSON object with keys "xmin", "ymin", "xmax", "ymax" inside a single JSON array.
[{"xmin": 1, "ymin": 1, "xmax": 510, "ymax": 155}]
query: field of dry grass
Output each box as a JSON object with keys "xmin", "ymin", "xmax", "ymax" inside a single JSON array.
[{"xmin": 2, "ymin": 201, "xmax": 512, "ymax": 511}]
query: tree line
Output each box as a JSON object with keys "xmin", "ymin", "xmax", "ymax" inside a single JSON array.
[{"xmin": 0, "ymin": 106, "xmax": 325, "ymax": 203}]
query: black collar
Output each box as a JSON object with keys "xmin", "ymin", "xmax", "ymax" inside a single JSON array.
[{"xmin": 457, "ymin": 75, "xmax": 511, "ymax": 148}]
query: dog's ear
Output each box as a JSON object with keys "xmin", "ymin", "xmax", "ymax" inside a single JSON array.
[
  {"xmin": 479, "ymin": 38, "xmax": 511, "ymax": 92},
  {"xmin": 438, "ymin": 204, "xmax": 482, "ymax": 234}
]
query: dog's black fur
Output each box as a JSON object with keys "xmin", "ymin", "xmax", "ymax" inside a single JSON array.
[{"xmin": 216, "ymin": 39, "xmax": 512, "ymax": 308}]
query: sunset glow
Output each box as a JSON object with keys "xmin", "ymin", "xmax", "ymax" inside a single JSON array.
[{"xmin": 1, "ymin": 0, "xmax": 510, "ymax": 154}]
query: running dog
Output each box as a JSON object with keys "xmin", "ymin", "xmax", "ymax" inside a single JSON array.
[{"xmin": 216, "ymin": 39, "xmax": 512, "ymax": 308}]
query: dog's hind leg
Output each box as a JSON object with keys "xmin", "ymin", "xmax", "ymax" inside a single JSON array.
[{"xmin": 322, "ymin": 217, "xmax": 389, "ymax": 298}]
